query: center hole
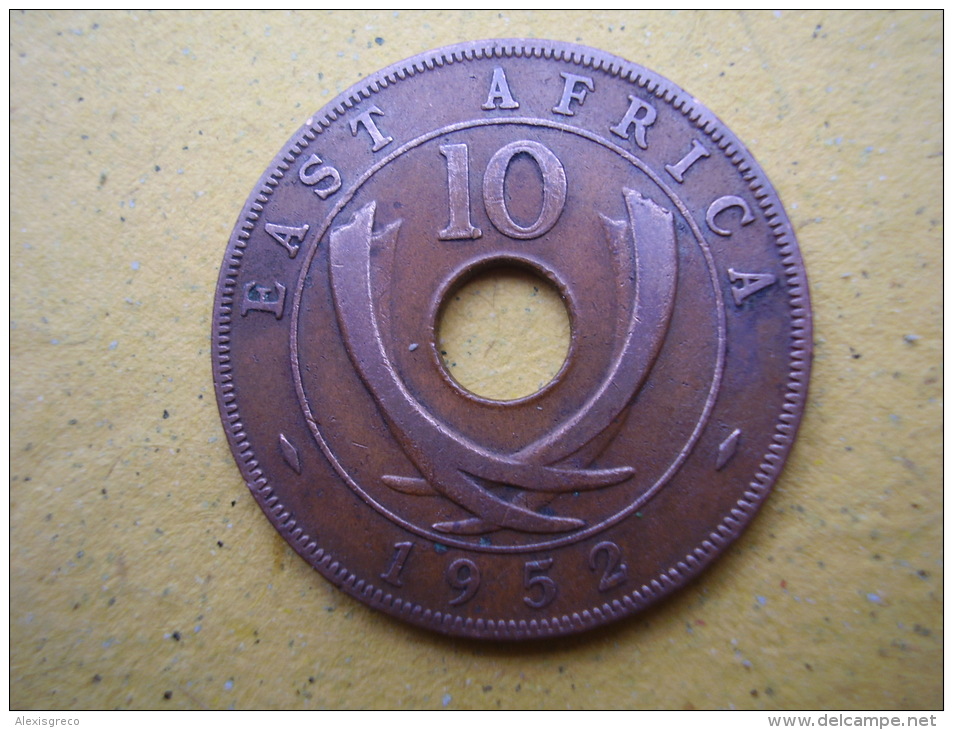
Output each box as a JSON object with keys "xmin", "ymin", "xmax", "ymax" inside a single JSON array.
[{"xmin": 436, "ymin": 266, "xmax": 571, "ymax": 402}]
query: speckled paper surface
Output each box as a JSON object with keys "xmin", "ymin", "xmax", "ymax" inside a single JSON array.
[{"xmin": 10, "ymin": 10, "xmax": 941, "ymax": 710}]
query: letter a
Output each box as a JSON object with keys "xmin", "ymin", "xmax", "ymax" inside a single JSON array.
[
  {"xmin": 482, "ymin": 67, "xmax": 520, "ymax": 110},
  {"xmin": 728, "ymin": 268, "xmax": 777, "ymax": 306}
]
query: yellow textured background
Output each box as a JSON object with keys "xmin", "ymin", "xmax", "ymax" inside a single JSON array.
[{"xmin": 10, "ymin": 10, "xmax": 941, "ymax": 710}]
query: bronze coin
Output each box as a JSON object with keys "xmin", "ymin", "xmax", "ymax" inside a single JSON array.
[{"xmin": 213, "ymin": 39, "xmax": 811, "ymax": 639}]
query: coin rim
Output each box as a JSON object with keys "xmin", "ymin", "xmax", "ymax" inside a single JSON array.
[{"xmin": 212, "ymin": 38, "xmax": 813, "ymax": 640}]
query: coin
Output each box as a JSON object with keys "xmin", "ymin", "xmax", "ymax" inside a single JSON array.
[{"xmin": 213, "ymin": 39, "xmax": 812, "ymax": 639}]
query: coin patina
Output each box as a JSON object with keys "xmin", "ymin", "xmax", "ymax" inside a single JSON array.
[{"xmin": 213, "ymin": 39, "xmax": 812, "ymax": 639}]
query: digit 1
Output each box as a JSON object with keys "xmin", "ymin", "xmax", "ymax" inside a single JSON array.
[
  {"xmin": 438, "ymin": 144, "xmax": 482, "ymax": 241},
  {"xmin": 380, "ymin": 541, "xmax": 414, "ymax": 587}
]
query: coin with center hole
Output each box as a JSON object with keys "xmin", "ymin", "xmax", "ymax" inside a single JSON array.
[{"xmin": 213, "ymin": 39, "xmax": 812, "ymax": 640}]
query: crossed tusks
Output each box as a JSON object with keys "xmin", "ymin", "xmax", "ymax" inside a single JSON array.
[{"xmin": 329, "ymin": 190, "xmax": 677, "ymax": 535}]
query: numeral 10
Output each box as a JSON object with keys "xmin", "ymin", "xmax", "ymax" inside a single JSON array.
[{"xmin": 439, "ymin": 141, "xmax": 567, "ymax": 241}]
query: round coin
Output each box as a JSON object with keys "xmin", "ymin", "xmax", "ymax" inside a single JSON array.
[{"xmin": 213, "ymin": 39, "xmax": 812, "ymax": 639}]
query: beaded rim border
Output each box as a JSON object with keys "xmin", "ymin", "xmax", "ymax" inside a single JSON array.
[{"xmin": 212, "ymin": 38, "xmax": 812, "ymax": 640}]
